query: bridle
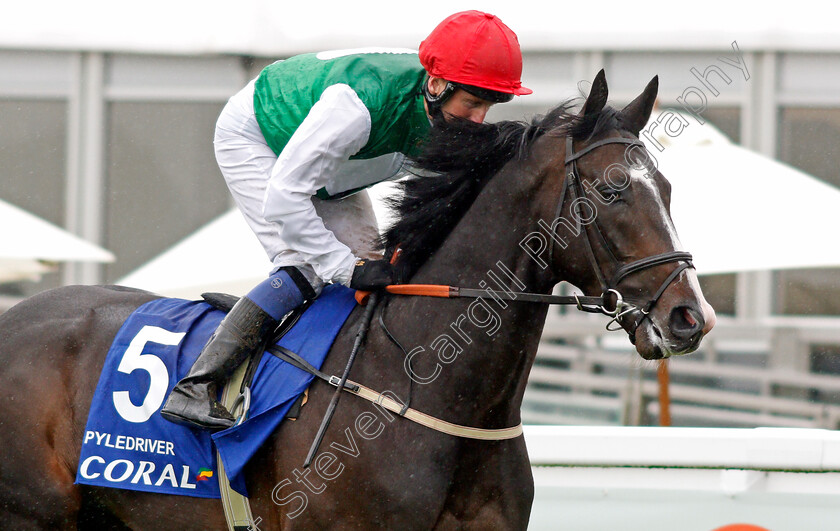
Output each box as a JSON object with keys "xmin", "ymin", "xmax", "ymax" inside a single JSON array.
[
  {"xmin": 558, "ymin": 135, "xmax": 694, "ymax": 336},
  {"xmin": 301, "ymin": 132, "xmax": 698, "ymax": 451},
  {"xmin": 356, "ymin": 134, "xmax": 695, "ymax": 339}
]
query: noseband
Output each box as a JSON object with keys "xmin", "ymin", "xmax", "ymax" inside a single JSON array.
[{"xmin": 559, "ymin": 135, "xmax": 694, "ymax": 334}]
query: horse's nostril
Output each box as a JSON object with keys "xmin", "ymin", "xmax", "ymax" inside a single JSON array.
[{"xmin": 670, "ymin": 306, "xmax": 704, "ymax": 339}]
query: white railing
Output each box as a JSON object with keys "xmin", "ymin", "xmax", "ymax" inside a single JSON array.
[
  {"xmin": 525, "ymin": 310, "xmax": 840, "ymax": 429},
  {"xmin": 525, "ymin": 425, "xmax": 840, "ymax": 531}
]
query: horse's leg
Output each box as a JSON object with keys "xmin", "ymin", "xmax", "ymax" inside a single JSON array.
[
  {"xmin": 435, "ymin": 437, "xmax": 534, "ymax": 530},
  {"xmin": 0, "ymin": 286, "xmax": 161, "ymax": 528},
  {"xmin": 0, "ymin": 296, "xmax": 91, "ymax": 528},
  {"xmin": 0, "ymin": 407, "xmax": 81, "ymax": 531}
]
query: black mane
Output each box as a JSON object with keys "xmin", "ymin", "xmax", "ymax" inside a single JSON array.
[{"xmin": 381, "ymin": 100, "xmax": 626, "ymax": 278}]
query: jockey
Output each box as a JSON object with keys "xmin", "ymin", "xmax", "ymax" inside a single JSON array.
[{"xmin": 161, "ymin": 10, "xmax": 532, "ymax": 430}]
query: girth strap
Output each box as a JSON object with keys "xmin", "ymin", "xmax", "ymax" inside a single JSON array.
[
  {"xmin": 269, "ymin": 344, "xmax": 523, "ymax": 440},
  {"xmin": 345, "ymin": 380, "xmax": 523, "ymax": 440}
]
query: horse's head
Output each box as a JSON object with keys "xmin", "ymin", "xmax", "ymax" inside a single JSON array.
[
  {"xmin": 547, "ymin": 70, "xmax": 715, "ymax": 359},
  {"xmin": 383, "ymin": 70, "xmax": 715, "ymax": 359}
]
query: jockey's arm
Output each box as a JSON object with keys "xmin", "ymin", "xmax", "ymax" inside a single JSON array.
[{"xmin": 262, "ymin": 84, "xmax": 373, "ymax": 286}]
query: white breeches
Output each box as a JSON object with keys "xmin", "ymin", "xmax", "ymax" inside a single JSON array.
[{"xmin": 213, "ymin": 81, "xmax": 381, "ymax": 292}]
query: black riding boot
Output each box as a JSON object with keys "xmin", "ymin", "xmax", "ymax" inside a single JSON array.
[{"xmin": 160, "ymin": 297, "xmax": 278, "ymax": 430}]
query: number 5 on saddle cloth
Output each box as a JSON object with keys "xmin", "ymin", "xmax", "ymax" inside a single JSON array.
[{"xmin": 75, "ymin": 284, "xmax": 357, "ymax": 498}]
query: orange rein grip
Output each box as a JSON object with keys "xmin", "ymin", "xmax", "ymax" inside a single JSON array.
[
  {"xmin": 355, "ymin": 284, "xmax": 454, "ymax": 305},
  {"xmin": 385, "ymin": 285, "xmax": 452, "ymax": 297}
]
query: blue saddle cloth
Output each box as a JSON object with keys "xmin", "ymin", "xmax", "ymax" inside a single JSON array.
[{"xmin": 75, "ymin": 284, "xmax": 357, "ymax": 498}]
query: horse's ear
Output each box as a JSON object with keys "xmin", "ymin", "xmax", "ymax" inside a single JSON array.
[
  {"xmin": 620, "ymin": 75, "xmax": 659, "ymax": 136},
  {"xmin": 581, "ymin": 69, "xmax": 609, "ymax": 118}
]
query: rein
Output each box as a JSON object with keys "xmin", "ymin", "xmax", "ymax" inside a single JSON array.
[{"xmin": 358, "ymin": 284, "xmax": 612, "ymax": 313}]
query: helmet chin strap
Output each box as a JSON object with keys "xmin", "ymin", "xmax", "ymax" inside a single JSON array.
[{"xmin": 422, "ymin": 76, "xmax": 458, "ymax": 119}]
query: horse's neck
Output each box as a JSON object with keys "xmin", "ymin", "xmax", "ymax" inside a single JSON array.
[{"xmin": 398, "ymin": 164, "xmax": 554, "ymax": 427}]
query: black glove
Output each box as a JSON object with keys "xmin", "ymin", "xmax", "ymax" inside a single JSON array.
[{"xmin": 349, "ymin": 259, "xmax": 395, "ymax": 291}]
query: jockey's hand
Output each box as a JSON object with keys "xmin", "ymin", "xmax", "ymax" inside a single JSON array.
[{"xmin": 350, "ymin": 259, "xmax": 395, "ymax": 291}]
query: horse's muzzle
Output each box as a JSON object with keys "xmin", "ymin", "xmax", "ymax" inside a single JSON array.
[{"xmin": 630, "ymin": 300, "xmax": 716, "ymax": 360}]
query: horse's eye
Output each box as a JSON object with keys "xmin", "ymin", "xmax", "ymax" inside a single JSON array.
[{"xmin": 598, "ymin": 187, "xmax": 622, "ymax": 203}]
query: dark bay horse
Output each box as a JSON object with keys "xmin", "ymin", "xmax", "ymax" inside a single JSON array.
[{"xmin": 0, "ymin": 71, "xmax": 714, "ymax": 529}]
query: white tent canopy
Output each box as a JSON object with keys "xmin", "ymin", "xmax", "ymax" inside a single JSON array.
[
  {"xmin": 0, "ymin": 199, "xmax": 114, "ymax": 283},
  {"xmin": 644, "ymin": 111, "xmax": 840, "ymax": 275}
]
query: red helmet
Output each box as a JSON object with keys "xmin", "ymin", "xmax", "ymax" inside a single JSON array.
[{"xmin": 419, "ymin": 11, "xmax": 532, "ymax": 97}]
